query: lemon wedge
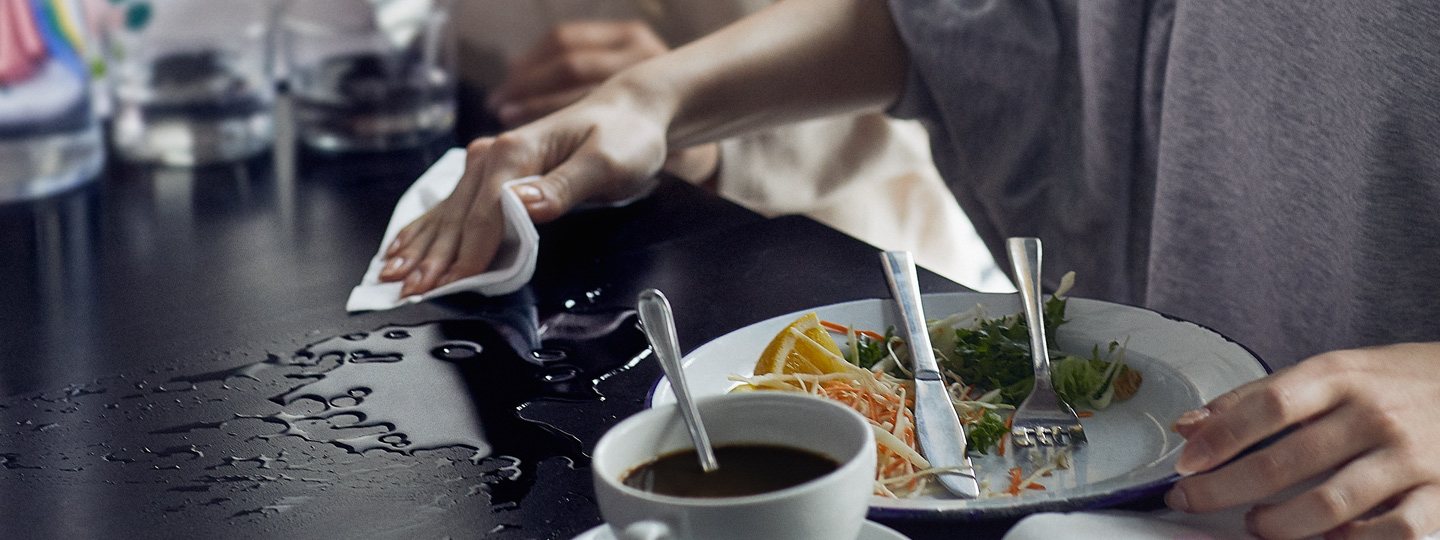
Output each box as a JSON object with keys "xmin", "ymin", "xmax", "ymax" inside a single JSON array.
[{"xmin": 752, "ymin": 312, "xmax": 849, "ymax": 375}]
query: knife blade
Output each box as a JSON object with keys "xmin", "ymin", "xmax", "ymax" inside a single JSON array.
[{"xmin": 880, "ymin": 251, "xmax": 979, "ymax": 499}]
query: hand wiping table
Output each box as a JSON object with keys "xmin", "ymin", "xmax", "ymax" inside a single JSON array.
[{"xmin": 347, "ymin": 148, "xmax": 540, "ymax": 312}]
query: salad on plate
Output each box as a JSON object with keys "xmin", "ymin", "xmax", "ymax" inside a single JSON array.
[{"xmin": 728, "ymin": 273, "xmax": 1142, "ymax": 498}]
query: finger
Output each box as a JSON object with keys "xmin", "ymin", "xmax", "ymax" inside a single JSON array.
[
  {"xmin": 1169, "ymin": 402, "xmax": 1377, "ymax": 514},
  {"xmin": 385, "ymin": 220, "xmax": 417, "ymax": 257},
  {"xmin": 435, "ymin": 211, "xmax": 506, "ymax": 288},
  {"xmin": 391, "ymin": 139, "xmax": 509, "ymax": 296},
  {"xmin": 424, "ymin": 129, "xmax": 548, "ymax": 289},
  {"xmin": 1248, "ymin": 443, "xmax": 1431, "ymax": 539},
  {"xmin": 513, "ymin": 151, "xmax": 625, "ymax": 223},
  {"xmin": 509, "ymin": 175, "xmax": 577, "ymax": 224},
  {"xmin": 452, "ymin": 138, "xmax": 499, "ymax": 205},
  {"xmin": 430, "ymin": 172, "xmax": 515, "ymax": 289},
  {"xmin": 508, "ymin": 20, "xmax": 660, "ymax": 78},
  {"xmin": 399, "ymin": 223, "xmax": 459, "ymax": 298},
  {"xmin": 386, "ymin": 139, "xmax": 501, "ymax": 286},
  {"xmin": 1173, "ymin": 358, "xmax": 1346, "ymax": 475},
  {"xmin": 395, "ymin": 219, "xmax": 448, "ymax": 296},
  {"xmin": 661, "ymin": 143, "xmax": 720, "ymax": 185},
  {"xmin": 495, "ymin": 48, "xmax": 650, "ymax": 108},
  {"xmin": 1324, "ymin": 484, "xmax": 1440, "ymax": 540},
  {"xmin": 508, "ymin": 22, "xmax": 620, "ymax": 74},
  {"xmin": 380, "ymin": 218, "xmax": 427, "ymax": 280},
  {"xmin": 383, "ymin": 215, "xmax": 442, "ymax": 284},
  {"xmin": 496, "ymin": 87, "xmax": 592, "ymax": 128}
]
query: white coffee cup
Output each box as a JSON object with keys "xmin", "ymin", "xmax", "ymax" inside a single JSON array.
[{"xmin": 592, "ymin": 391, "xmax": 876, "ymax": 540}]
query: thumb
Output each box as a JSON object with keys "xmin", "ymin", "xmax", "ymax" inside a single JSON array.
[
  {"xmin": 507, "ymin": 165, "xmax": 595, "ymax": 223},
  {"xmin": 510, "ymin": 154, "xmax": 654, "ymax": 223}
]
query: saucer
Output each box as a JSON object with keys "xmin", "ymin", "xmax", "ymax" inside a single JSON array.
[{"xmin": 572, "ymin": 519, "xmax": 909, "ymax": 540}]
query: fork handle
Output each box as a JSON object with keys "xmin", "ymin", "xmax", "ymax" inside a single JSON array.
[{"xmin": 1007, "ymin": 237, "xmax": 1054, "ymax": 388}]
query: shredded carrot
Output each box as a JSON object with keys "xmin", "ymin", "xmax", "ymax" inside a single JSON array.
[
  {"xmin": 883, "ymin": 456, "xmax": 908, "ymax": 476},
  {"xmin": 999, "ymin": 414, "xmax": 1014, "ymax": 456},
  {"xmin": 816, "ymin": 379, "xmax": 911, "ymax": 438},
  {"xmin": 820, "ymin": 320, "xmax": 886, "ymax": 341},
  {"xmin": 960, "ymin": 409, "xmax": 986, "ymax": 424},
  {"xmin": 1005, "ymin": 467, "xmax": 1024, "ymax": 496},
  {"xmin": 738, "ymin": 305, "xmax": 1115, "ymax": 499}
]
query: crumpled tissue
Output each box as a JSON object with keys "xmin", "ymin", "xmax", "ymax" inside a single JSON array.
[{"xmin": 347, "ymin": 148, "xmax": 539, "ymax": 312}]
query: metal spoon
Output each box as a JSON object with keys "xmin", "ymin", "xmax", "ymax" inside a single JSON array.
[{"xmin": 637, "ymin": 289, "xmax": 719, "ymax": 472}]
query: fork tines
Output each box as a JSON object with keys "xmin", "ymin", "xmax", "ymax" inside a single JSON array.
[{"xmin": 1011, "ymin": 424, "xmax": 1087, "ymax": 448}]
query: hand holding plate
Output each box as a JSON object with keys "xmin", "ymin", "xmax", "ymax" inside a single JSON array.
[{"xmin": 1167, "ymin": 342, "xmax": 1440, "ymax": 538}]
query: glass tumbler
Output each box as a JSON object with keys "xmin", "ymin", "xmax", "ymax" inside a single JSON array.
[
  {"xmin": 280, "ymin": 0, "xmax": 456, "ymax": 153},
  {"xmin": 0, "ymin": 0, "xmax": 105, "ymax": 202},
  {"xmin": 106, "ymin": 0, "xmax": 277, "ymax": 166}
]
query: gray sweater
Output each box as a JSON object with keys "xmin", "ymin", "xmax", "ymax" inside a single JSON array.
[{"xmin": 888, "ymin": 0, "xmax": 1440, "ymax": 367}]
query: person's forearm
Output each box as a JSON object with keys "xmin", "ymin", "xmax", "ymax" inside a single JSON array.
[{"xmin": 609, "ymin": 0, "xmax": 910, "ymax": 149}]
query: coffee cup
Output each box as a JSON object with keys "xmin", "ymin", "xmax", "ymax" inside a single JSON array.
[{"xmin": 592, "ymin": 391, "xmax": 876, "ymax": 540}]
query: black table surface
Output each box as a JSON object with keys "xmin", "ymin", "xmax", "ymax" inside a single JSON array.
[{"xmin": 0, "ymin": 122, "xmax": 1122, "ymax": 539}]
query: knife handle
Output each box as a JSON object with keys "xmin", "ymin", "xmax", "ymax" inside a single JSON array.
[{"xmin": 879, "ymin": 251, "xmax": 939, "ymax": 374}]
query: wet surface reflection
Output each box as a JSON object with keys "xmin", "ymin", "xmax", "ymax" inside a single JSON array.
[{"xmin": 0, "ymin": 307, "xmax": 651, "ymax": 538}]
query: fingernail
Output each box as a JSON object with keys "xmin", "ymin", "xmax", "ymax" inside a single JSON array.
[
  {"xmin": 1164, "ymin": 486, "xmax": 1191, "ymax": 512},
  {"xmin": 402, "ymin": 268, "xmax": 425, "ymax": 296},
  {"xmin": 1176, "ymin": 439, "xmax": 1210, "ymax": 475},
  {"xmin": 513, "ymin": 183, "xmax": 544, "ymax": 204},
  {"xmin": 382, "ymin": 257, "xmax": 405, "ymax": 274},
  {"xmin": 1172, "ymin": 407, "xmax": 1211, "ymax": 432},
  {"xmin": 436, "ymin": 273, "xmax": 457, "ymax": 289}
]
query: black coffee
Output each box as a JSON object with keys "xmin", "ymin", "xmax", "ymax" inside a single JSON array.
[{"xmin": 621, "ymin": 444, "xmax": 839, "ymax": 498}]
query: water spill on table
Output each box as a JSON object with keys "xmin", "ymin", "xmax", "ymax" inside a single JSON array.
[{"xmin": 0, "ymin": 307, "xmax": 653, "ymax": 538}]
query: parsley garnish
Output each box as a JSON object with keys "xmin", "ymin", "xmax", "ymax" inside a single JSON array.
[{"xmin": 940, "ymin": 295, "xmax": 1069, "ymax": 406}]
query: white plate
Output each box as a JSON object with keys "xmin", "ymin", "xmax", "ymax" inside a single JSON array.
[
  {"xmin": 649, "ymin": 292, "xmax": 1270, "ymax": 520},
  {"xmin": 572, "ymin": 519, "xmax": 910, "ymax": 540}
]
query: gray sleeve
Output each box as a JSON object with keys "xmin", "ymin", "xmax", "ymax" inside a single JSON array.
[
  {"xmin": 887, "ymin": 0, "xmax": 1072, "ymax": 129},
  {"xmin": 883, "ymin": 0, "xmax": 1165, "ymax": 303},
  {"xmin": 885, "ymin": 0, "xmax": 1081, "ymax": 291}
]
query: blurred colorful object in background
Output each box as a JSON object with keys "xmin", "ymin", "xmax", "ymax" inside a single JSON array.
[
  {"xmin": 0, "ymin": 0, "xmax": 104, "ymax": 202},
  {"xmin": 0, "ymin": 0, "xmax": 89, "ymax": 118},
  {"xmin": 2, "ymin": 0, "xmax": 88, "ymax": 81}
]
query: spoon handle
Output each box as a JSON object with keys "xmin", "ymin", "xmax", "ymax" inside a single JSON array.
[{"xmin": 637, "ymin": 289, "xmax": 720, "ymax": 472}]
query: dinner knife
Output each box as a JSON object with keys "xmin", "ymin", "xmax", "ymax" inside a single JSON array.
[{"xmin": 880, "ymin": 251, "xmax": 980, "ymax": 499}]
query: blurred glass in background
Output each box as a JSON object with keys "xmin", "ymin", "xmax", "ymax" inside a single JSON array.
[
  {"xmin": 280, "ymin": 0, "xmax": 455, "ymax": 153},
  {"xmin": 105, "ymin": 0, "xmax": 278, "ymax": 166},
  {"xmin": 0, "ymin": 0, "xmax": 105, "ymax": 203}
]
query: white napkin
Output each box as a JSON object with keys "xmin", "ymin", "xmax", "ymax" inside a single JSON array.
[
  {"xmin": 346, "ymin": 148, "xmax": 540, "ymax": 312},
  {"xmin": 1002, "ymin": 510, "xmax": 1250, "ymax": 540},
  {"xmin": 1004, "ymin": 507, "xmax": 1440, "ymax": 540}
]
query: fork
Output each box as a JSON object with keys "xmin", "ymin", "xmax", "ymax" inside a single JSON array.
[{"xmin": 1006, "ymin": 237, "xmax": 1087, "ymax": 448}]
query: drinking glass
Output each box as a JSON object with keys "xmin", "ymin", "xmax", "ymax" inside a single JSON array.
[
  {"xmin": 280, "ymin": 0, "xmax": 456, "ymax": 153},
  {"xmin": 106, "ymin": 0, "xmax": 278, "ymax": 166},
  {"xmin": 0, "ymin": 0, "xmax": 105, "ymax": 202}
]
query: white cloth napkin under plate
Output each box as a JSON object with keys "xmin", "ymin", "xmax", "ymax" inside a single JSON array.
[
  {"xmin": 346, "ymin": 148, "xmax": 540, "ymax": 312},
  {"xmin": 1003, "ymin": 510, "xmax": 1251, "ymax": 540},
  {"xmin": 1005, "ymin": 497, "xmax": 1440, "ymax": 540}
]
